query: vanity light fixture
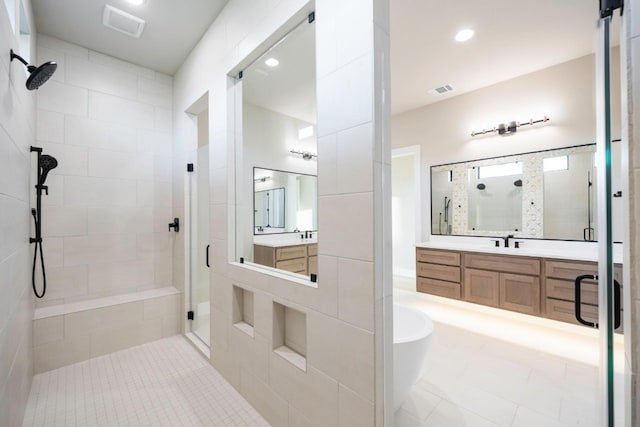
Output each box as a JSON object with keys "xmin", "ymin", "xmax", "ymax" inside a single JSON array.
[
  {"xmin": 455, "ymin": 28, "xmax": 474, "ymax": 42},
  {"xmin": 265, "ymin": 58, "xmax": 279, "ymax": 67},
  {"xmin": 290, "ymin": 149, "xmax": 317, "ymax": 161},
  {"xmin": 254, "ymin": 176, "xmax": 271, "ymax": 183},
  {"xmin": 471, "ymin": 116, "xmax": 550, "ymax": 137}
]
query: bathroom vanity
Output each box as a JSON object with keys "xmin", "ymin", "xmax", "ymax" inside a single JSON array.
[
  {"xmin": 254, "ymin": 242, "xmax": 318, "ymax": 275},
  {"xmin": 415, "ymin": 243, "xmax": 623, "ymax": 331}
]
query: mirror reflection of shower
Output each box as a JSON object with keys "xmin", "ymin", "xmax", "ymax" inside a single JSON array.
[{"xmin": 440, "ymin": 196, "xmax": 452, "ymax": 235}]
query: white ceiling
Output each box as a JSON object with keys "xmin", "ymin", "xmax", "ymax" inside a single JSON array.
[
  {"xmin": 390, "ymin": 0, "xmax": 601, "ymax": 115},
  {"xmin": 31, "ymin": 0, "xmax": 607, "ymax": 115},
  {"xmin": 31, "ymin": 0, "xmax": 229, "ymax": 75}
]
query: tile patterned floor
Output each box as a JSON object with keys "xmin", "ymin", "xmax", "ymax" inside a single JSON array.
[
  {"xmin": 394, "ymin": 288, "xmax": 625, "ymax": 427},
  {"xmin": 22, "ymin": 336, "xmax": 268, "ymax": 427}
]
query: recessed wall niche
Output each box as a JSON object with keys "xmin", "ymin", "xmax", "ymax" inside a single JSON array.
[
  {"xmin": 232, "ymin": 285, "xmax": 254, "ymax": 337},
  {"xmin": 272, "ymin": 301, "xmax": 306, "ymax": 371}
]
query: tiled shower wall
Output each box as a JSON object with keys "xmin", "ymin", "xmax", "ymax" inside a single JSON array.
[
  {"xmin": 173, "ymin": 0, "xmax": 392, "ymax": 425},
  {"xmin": 34, "ymin": 35, "xmax": 175, "ymax": 307},
  {"xmin": 0, "ymin": 1, "xmax": 36, "ymax": 425}
]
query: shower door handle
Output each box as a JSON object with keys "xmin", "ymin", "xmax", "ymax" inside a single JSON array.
[
  {"xmin": 574, "ymin": 275, "xmax": 622, "ymax": 329},
  {"xmin": 206, "ymin": 244, "xmax": 210, "ymax": 268}
]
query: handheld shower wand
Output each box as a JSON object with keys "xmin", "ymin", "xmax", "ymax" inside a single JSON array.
[{"xmin": 30, "ymin": 147, "xmax": 58, "ymax": 298}]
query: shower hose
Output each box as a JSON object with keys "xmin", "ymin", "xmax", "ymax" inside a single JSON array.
[{"xmin": 31, "ymin": 208, "xmax": 46, "ymax": 298}]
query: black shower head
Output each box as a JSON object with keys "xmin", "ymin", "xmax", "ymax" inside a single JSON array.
[
  {"xmin": 10, "ymin": 50, "xmax": 57, "ymax": 90},
  {"xmin": 38, "ymin": 154, "xmax": 58, "ymax": 187},
  {"xmin": 477, "ymin": 183, "xmax": 486, "ymax": 190}
]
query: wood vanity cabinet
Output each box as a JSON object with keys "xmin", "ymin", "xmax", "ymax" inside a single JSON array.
[
  {"xmin": 543, "ymin": 259, "xmax": 623, "ymax": 332},
  {"xmin": 415, "ymin": 247, "xmax": 623, "ymax": 332},
  {"xmin": 254, "ymin": 243, "xmax": 317, "ymax": 276},
  {"xmin": 463, "ymin": 253, "xmax": 541, "ymax": 315},
  {"xmin": 416, "ymin": 249, "xmax": 461, "ymax": 299}
]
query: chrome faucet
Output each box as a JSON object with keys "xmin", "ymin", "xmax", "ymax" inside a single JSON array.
[{"xmin": 503, "ymin": 234, "xmax": 514, "ymax": 248}]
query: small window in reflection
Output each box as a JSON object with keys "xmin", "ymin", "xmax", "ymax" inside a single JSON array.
[
  {"xmin": 478, "ymin": 162, "xmax": 522, "ymax": 179},
  {"xmin": 543, "ymin": 155, "xmax": 569, "ymax": 172}
]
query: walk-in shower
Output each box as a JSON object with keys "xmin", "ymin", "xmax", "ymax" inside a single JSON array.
[{"xmin": 30, "ymin": 147, "xmax": 58, "ymax": 298}]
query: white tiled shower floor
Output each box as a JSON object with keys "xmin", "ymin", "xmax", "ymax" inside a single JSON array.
[{"xmin": 22, "ymin": 336, "xmax": 268, "ymax": 427}]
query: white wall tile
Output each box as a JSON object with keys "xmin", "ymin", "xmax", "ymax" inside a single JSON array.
[
  {"xmin": 89, "ymin": 92, "xmax": 155, "ymax": 129},
  {"xmin": 138, "ymin": 77, "xmax": 172, "ymax": 108},
  {"xmin": 41, "ymin": 206, "xmax": 87, "ymax": 237},
  {"xmin": 88, "ymin": 260, "xmax": 155, "ymax": 294},
  {"xmin": 33, "ymin": 335, "xmax": 91, "ymax": 373},
  {"xmin": 339, "ymin": 384, "xmax": 374, "ymax": 427},
  {"xmin": 336, "ymin": 122, "xmax": 374, "ymax": 194},
  {"xmin": 154, "ymin": 156, "xmax": 172, "ymax": 182},
  {"xmin": 87, "ymin": 206, "xmax": 153, "ymax": 235},
  {"xmin": 136, "ymin": 232, "xmax": 172, "ymax": 260},
  {"xmin": 89, "ymin": 319, "xmax": 163, "ymax": 358},
  {"xmin": 41, "ymin": 265, "xmax": 89, "ymax": 302},
  {"xmin": 41, "ymin": 142, "xmax": 88, "ymax": 177},
  {"xmin": 154, "ymin": 107, "xmax": 173, "ymax": 132},
  {"xmin": 37, "ymin": 110, "xmax": 64, "ymax": 143},
  {"xmin": 138, "ymin": 130, "xmax": 173, "ymax": 157},
  {"xmin": 0, "ymin": 195, "xmax": 29, "ymax": 262},
  {"xmin": 89, "ymin": 50, "xmax": 154, "ymax": 78},
  {"xmin": 63, "ymin": 234, "xmax": 137, "ymax": 266},
  {"xmin": 37, "ymin": 80, "xmax": 88, "ymax": 116},
  {"xmin": 65, "ymin": 115, "xmax": 137, "ymax": 152},
  {"xmin": 33, "ymin": 316, "xmax": 64, "ymax": 347},
  {"xmin": 64, "ymin": 176, "xmax": 137, "ymax": 207},
  {"xmin": 88, "ymin": 149, "xmax": 153, "ymax": 180},
  {"xmin": 338, "ymin": 258, "xmax": 374, "ymax": 332},
  {"xmin": 66, "ymin": 56, "xmax": 138, "ymax": 99},
  {"xmin": 0, "ymin": 129, "xmax": 29, "ymax": 200},
  {"xmin": 37, "ymin": 34, "xmax": 89, "ymax": 59}
]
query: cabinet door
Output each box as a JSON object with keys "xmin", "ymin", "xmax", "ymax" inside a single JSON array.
[
  {"xmin": 499, "ymin": 273, "xmax": 540, "ymax": 315},
  {"xmin": 464, "ymin": 268, "xmax": 499, "ymax": 306},
  {"xmin": 308, "ymin": 255, "xmax": 317, "ymax": 275}
]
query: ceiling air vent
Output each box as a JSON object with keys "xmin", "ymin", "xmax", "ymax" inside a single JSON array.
[
  {"xmin": 103, "ymin": 5, "xmax": 146, "ymax": 38},
  {"xmin": 429, "ymin": 84, "xmax": 454, "ymax": 96}
]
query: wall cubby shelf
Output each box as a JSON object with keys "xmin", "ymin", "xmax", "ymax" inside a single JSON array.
[
  {"xmin": 232, "ymin": 286, "xmax": 255, "ymax": 337},
  {"xmin": 272, "ymin": 301, "xmax": 307, "ymax": 371}
]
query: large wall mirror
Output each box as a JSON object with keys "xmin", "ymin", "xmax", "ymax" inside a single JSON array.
[
  {"xmin": 431, "ymin": 141, "xmax": 623, "ymax": 242},
  {"xmin": 234, "ymin": 15, "xmax": 318, "ymax": 280}
]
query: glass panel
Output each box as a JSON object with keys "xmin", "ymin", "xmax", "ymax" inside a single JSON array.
[
  {"xmin": 190, "ymin": 132, "xmax": 210, "ymax": 346},
  {"xmin": 233, "ymin": 17, "xmax": 317, "ymax": 280}
]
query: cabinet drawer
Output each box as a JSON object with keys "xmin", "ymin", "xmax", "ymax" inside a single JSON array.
[
  {"xmin": 308, "ymin": 255, "xmax": 317, "ymax": 275},
  {"xmin": 464, "ymin": 253, "xmax": 540, "ymax": 276},
  {"xmin": 546, "ymin": 278, "xmax": 598, "ymax": 305},
  {"xmin": 545, "ymin": 298, "xmax": 597, "ymax": 326},
  {"xmin": 417, "ymin": 262, "xmax": 460, "ymax": 283},
  {"xmin": 307, "ymin": 244, "xmax": 317, "ymax": 256},
  {"xmin": 544, "ymin": 260, "xmax": 597, "ymax": 280},
  {"xmin": 464, "ymin": 268, "xmax": 500, "ymax": 306},
  {"xmin": 276, "ymin": 257, "xmax": 307, "ymax": 274},
  {"xmin": 276, "ymin": 245, "xmax": 307, "ymax": 261},
  {"xmin": 500, "ymin": 273, "xmax": 540, "ymax": 315},
  {"xmin": 416, "ymin": 248, "xmax": 460, "ymax": 266},
  {"xmin": 417, "ymin": 277, "xmax": 461, "ymax": 299}
]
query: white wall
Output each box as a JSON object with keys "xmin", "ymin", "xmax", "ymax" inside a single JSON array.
[
  {"xmin": 391, "ymin": 154, "xmax": 415, "ymax": 276},
  {"xmin": 0, "ymin": 0, "xmax": 36, "ymax": 425},
  {"xmin": 172, "ymin": 0, "xmax": 392, "ymax": 425},
  {"xmin": 392, "ymin": 52, "xmax": 621, "ymax": 240},
  {"xmin": 34, "ymin": 35, "xmax": 175, "ymax": 306}
]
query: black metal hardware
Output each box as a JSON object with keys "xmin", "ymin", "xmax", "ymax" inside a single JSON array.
[
  {"xmin": 514, "ymin": 241, "xmax": 521, "ymax": 249},
  {"xmin": 502, "ymin": 234, "xmax": 514, "ymax": 248},
  {"xmin": 575, "ymin": 274, "xmax": 598, "ymax": 328},
  {"xmin": 168, "ymin": 218, "xmax": 179, "ymax": 232},
  {"xmin": 187, "ymin": 163, "xmax": 194, "ymax": 172},
  {"xmin": 308, "ymin": 11, "xmax": 315, "ymax": 23},
  {"xmin": 583, "ymin": 227, "xmax": 595, "ymax": 241},
  {"xmin": 206, "ymin": 244, "xmax": 210, "ymax": 268},
  {"xmin": 613, "ymin": 191, "xmax": 622, "ymax": 197},
  {"xmin": 600, "ymin": 0, "xmax": 623, "ymax": 18},
  {"xmin": 310, "ymin": 273, "xmax": 317, "ymax": 283},
  {"xmin": 238, "ymin": 71, "xmax": 243, "ymax": 79},
  {"xmin": 187, "ymin": 311, "xmax": 194, "ymax": 320},
  {"xmin": 490, "ymin": 239, "xmax": 500, "ymax": 247},
  {"xmin": 240, "ymin": 257, "xmax": 244, "ymax": 264},
  {"xmin": 574, "ymin": 274, "xmax": 622, "ymax": 329}
]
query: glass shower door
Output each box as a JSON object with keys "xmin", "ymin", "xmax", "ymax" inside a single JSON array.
[
  {"xmin": 190, "ymin": 143, "xmax": 210, "ymax": 347},
  {"xmin": 593, "ymin": 5, "xmax": 624, "ymax": 425}
]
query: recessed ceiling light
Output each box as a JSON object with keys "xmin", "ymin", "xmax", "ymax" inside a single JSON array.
[
  {"xmin": 455, "ymin": 29, "xmax": 474, "ymax": 42},
  {"xmin": 265, "ymin": 58, "xmax": 279, "ymax": 67},
  {"xmin": 126, "ymin": 0, "xmax": 146, "ymax": 5}
]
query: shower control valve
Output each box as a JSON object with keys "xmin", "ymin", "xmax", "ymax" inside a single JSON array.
[{"xmin": 168, "ymin": 218, "xmax": 180, "ymax": 233}]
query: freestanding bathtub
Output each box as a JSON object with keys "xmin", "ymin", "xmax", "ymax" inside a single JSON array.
[{"xmin": 393, "ymin": 304, "xmax": 434, "ymax": 410}]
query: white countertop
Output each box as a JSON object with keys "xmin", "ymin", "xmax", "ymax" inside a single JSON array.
[
  {"xmin": 417, "ymin": 237, "xmax": 624, "ymax": 264},
  {"xmin": 253, "ymin": 234, "xmax": 317, "ymax": 248}
]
